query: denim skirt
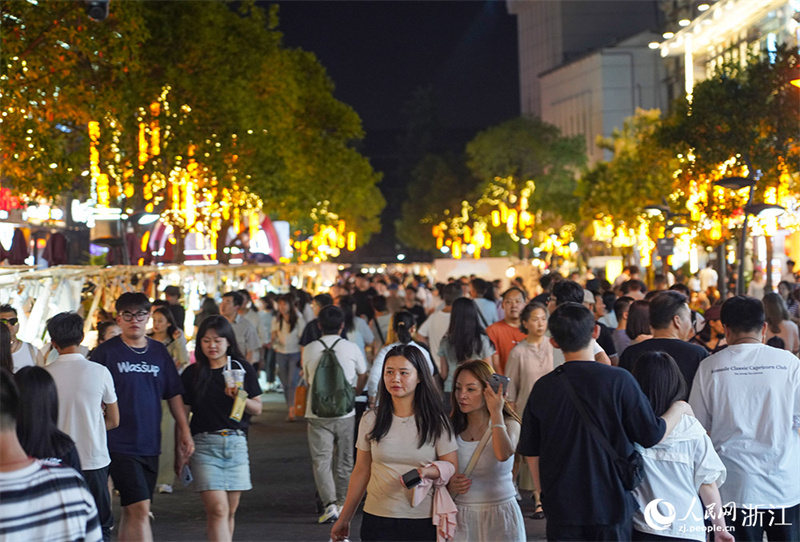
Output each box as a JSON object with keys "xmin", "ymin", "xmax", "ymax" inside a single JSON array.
[{"xmin": 191, "ymin": 432, "xmax": 252, "ymax": 492}]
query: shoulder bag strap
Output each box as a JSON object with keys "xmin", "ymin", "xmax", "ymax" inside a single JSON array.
[
  {"xmin": 556, "ymin": 367, "xmax": 624, "ymax": 463},
  {"xmin": 463, "ymin": 425, "xmax": 493, "ymax": 477},
  {"xmin": 373, "ymin": 318, "xmax": 385, "ymax": 344}
]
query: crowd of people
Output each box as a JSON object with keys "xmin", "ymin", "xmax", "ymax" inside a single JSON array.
[{"xmin": 0, "ymin": 262, "xmax": 798, "ymax": 542}]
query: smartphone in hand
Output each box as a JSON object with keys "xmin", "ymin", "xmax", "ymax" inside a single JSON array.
[
  {"xmin": 401, "ymin": 469, "xmax": 422, "ymax": 489},
  {"xmin": 488, "ymin": 373, "xmax": 510, "ymax": 394}
]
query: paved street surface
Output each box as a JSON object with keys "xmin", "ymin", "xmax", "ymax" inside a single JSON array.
[{"xmin": 117, "ymin": 393, "xmax": 547, "ymax": 541}]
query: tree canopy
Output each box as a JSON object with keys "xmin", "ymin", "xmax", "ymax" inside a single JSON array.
[{"xmin": 1, "ymin": 1, "xmax": 384, "ymax": 249}]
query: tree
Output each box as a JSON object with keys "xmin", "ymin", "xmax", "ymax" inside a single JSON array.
[
  {"xmin": 658, "ymin": 48, "xmax": 800, "ymax": 196},
  {"xmin": 3, "ymin": 1, "xmax": 384, "ymax": 262},
  {"xmin": 577, "ymin": 109, "xmax": 680, "ymax": 227},
  {"xmin": 395, "ymin": 152, "xmax": 477, "ymax": 251},
  {"xmin": 466, "ymin": 117, "xmax": 586, "ymax": 225},
  {"xmin": 0, "ymin": 0, "xmax": 147, "ymax": 196}
]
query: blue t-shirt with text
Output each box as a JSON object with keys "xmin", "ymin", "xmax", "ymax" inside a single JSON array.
[{"xmin": 90, "ymin": 335, "xmax": 184, "ymax": 456}]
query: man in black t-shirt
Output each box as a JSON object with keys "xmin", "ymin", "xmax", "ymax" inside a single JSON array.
[
  {"xmin": 402, "ymin": 287, "xmax": 427, "ymax": 326},
  {"xmin": 619, "ymin": 291, "xmax": 707, "ymax": 394},
  {"xmin": 517, "ymin": 303, "xmax": 690, "ymax": 541},
  {"xmin": 351, "ymin": 273, "xmax": 377, "ymax": 321}
]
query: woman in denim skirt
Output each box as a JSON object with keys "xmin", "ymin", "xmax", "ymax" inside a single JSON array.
[{"xmin": 181, "ymin": 316, "xmax": 263, "ymax": 541}]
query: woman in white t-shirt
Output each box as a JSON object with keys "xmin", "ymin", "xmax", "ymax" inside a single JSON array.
[
  {"xmin": 270, "ymin": 294, "xmax": 305, "ymax": 421},
  {"xmin": 448, "ymin": 360, "xmax": 525, "ymax": 542},
  {"xmin": 631, "ymin": 352, "xmax": 732, "ymax": 542},
  {"xmin": 331, "ymin": 344, "xmax": 457, "ymax": 542}
]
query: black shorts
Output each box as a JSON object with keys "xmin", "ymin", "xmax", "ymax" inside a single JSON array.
[{"xmin": 109, "ymin": 454, "xmax": 159, "ymax": 507}]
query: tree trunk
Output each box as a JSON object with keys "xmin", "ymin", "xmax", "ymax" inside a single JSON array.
[{"xmin": 174, "ymin": 228, "xmax": 186, "ymax": 264}]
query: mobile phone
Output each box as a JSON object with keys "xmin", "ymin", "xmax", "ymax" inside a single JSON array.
[
  {"xmin": 488, "ymin": 373, "xmax": 510, "ymax": 394},
  {"xmin": 180, "ymin": 464, "xmax": 193, "ymax": 486},
  {"xmin": 401, "ymin": 469, "xmax": 422, "ymax": 489}
]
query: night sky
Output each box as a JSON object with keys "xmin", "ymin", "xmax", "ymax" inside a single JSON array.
[{"xmin": 271, "ymin": 0, "xmax": 520, "ymax": 257}]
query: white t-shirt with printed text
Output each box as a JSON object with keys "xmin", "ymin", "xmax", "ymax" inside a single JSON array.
[{"xmin": 689, "ymin": 343, "xmax": 800, "ymax": 508}]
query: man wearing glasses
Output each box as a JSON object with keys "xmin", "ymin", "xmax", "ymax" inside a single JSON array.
[
  {"xmin": 90, "ymin": 292, "xmax": 194, "ymax": 542},
  {"xmin": 0, "ymin": 304, "xmax": 44, "ymax": 372}
]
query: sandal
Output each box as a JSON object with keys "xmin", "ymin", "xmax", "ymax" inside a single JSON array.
[{"xmin": 532, "ymin": 503, "xmax": 545, "ymax": 520}]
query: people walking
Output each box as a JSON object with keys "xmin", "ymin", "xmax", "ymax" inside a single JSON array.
[
  {"xmin": 331, "ymin": 345, "xmax": 457, "ymax": 542},
  {"xmin": 438, "ymin": 298, "xmax": 495, "ymax": 399},
  {"xmin": 448, "ymin": 360, "xmax": 525, "ymax": 542},
  {"xmin": 486, "ymin": 287, "xmax": 527, "ymax": 374},
  {"xmin": 181, "ymin": 315, "xmax": 263, "ymax": 542},
  {"xmin": 90, "ymin": 292, "xmax": 194, "ymax": 542},
  {"xmin": 45, "ymin": 312, "xmax": 119, "ymax": 541},
  {"xmin": 689, "ymin": 296, "xmax": 800, "ymax": 542},
  {"xmin": 630, "ymin": 351, "xmax": 732, "ymax": 542},
  {"xmin": 0, "ymin": 368, "xmax": 102, "ymax": 541},
  {"xmin": 0, "ymin": 304, "xmax": 43, "ymax": 372},
  {"xmin": 301, "ymin": 306, "xmax": 367, "ymax": 524},
  {"xmin": 517, "ymin": 302, "xmax": 691, "ymax": 541},
  {"xmin": 271, "ymin": 293, "xmax": 305, "ymax": 421}
]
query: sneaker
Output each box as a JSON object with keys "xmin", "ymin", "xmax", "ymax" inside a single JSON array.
[
  {"xmin": 157, "ymin": 484, "xmax": 173, "ymax": 494},
  {"xmin": 318, "ymin": 503, "xmax": 339, "ymax": 524}
]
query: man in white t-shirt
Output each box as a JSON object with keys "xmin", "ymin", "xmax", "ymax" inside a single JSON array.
[
  {"xmin": 45, "ymin": 312, "xmax": 119, "ymax": 542},
  {"xmin": 416, "ymin": 283, "xmax": 462, "ymax": 372},
  {"xmin": 689, "ymin": 296, "xmax": 800, "ymax": 542},
  {"xmin": 699, "ymin": 261, "xmax": 719, "ymax": 292},
  {"xmin": 302, "ymin": 306, "xmax": 367, "ymax": 525}
]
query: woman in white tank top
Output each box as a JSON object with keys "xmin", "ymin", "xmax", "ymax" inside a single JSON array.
[{"xmin": 448, "ymin": 360, "xmax": 526, "ymax": 542}]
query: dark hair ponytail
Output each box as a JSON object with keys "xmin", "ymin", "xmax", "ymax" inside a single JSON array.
[
  {"xmin": 14, "ymin": 366, "xmax": 76, "ymax": 461},
  {"xmin": 393, "ymin": 311, "xmax": 416, "ymax": 344}
]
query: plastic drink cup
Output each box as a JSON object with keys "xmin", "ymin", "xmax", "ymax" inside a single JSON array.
[
  {"xmin": 222, "ymin": 369, "xmax": 235, "ymax": 389},
  {"xmin": 231, "ymin": 369, "xmax": 245, "ymax": 389}
]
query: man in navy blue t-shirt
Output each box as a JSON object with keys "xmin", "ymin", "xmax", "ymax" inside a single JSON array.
[
  {"xmin": 91, "ymin": 292, "xmax": 193, "ymax": 542},
  {"xmin": 517, "ymin": 303, "xmax": 692, "ymax": 541}
]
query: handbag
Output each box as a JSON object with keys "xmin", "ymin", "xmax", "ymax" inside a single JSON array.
[
  {"xmin": 449, "ymin": 424, "xmax": 493, "ymax": 497},
  {"xmin": 294, "ymin": 378, "xmax": 308, "ymax": 418},
  {"xmin": 556, "ymin": 367, "xmax": 644, "ymax": 491}
]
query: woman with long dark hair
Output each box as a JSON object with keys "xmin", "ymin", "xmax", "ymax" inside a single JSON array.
[
  {"xmin": 14, "ymin": 366, "xmax": 81, "ymax": 470},
  {"xmin": 271, "ymin": 293, "xmax": 305, "ymax": 421},
  {"xmin": 448, "ymin": 360, "xmax": 525, "ymax": 541},
  {"xmin": 763, "ymin": 292, "xmax": 799, "ymax": 355},
  {"xmin": 181, "ymin": 315, "xmax": 262, "ymax": 542},
  {"xmin": 630, "ymin": 352, "xmax": 732, "ymax": 542},
  {"xmin": 149, "ymin": 305, "xmax": 189, "ymax": 494},
  {"xmin": 438, "ymin": 298, "xmax": 495, "ymax": 396},
  {"xmin": 149, "ymin": 306, "xmax": 189, "ymax": 369},
  {"xmin": 331, "ymin": 345, "xmax": 457, "ymax": 542},
  {"xmin": 366, "ymin": 311, "xmax": 436, "ymax": 406}
]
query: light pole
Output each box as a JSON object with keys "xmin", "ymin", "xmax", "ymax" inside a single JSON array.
[{"xmin": 714, "ymin": 176, "xmax": 757, "ymax": 296}]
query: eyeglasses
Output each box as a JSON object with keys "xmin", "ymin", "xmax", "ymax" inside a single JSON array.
[
  {"xmin": 120, "ymin": 311, "xmax": 150, "ymax": 322},
  {"xmin": 0, "ymin": 318, "xmax": 18, "ymax": 326}
]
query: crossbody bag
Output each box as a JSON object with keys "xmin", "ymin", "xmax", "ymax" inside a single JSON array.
[{"xmin": 556, "ymin": 367, "xmax": 644, "ymax": 491}]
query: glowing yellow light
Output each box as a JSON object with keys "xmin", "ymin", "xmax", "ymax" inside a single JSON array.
[
  {"xmin": 347, "ymin": 232, "xmax": 356, "ymax": 251},
  {"xmin": 491, "ymin": 210, "xmax": 500, "ymax": 227},
  {"xmin": 141, "ymin": 231, "xmax": 151, "ymax": 253},
  {"xmin": 452, "ymin": 240, "xmax": 462, "ymax": 259}
]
